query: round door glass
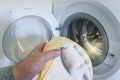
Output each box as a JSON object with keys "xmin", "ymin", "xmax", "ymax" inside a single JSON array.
[
  {"xmin": 61, "ymin": 13, "xmax": 108, "ymax": 67},
  {"xmin": 2, "ymin": 16, "xmax": 53, "ymax": 63}
]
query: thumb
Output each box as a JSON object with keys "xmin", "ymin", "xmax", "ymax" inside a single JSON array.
[{"xmin": 33, "ymin": 43, "xmax": 46, "ymax": 52}]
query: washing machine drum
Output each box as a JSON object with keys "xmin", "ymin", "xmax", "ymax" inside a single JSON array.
[
  {"xmin": 60, "ymin": 13, "xmax": 119, "ymax": 79},
  {"xmin": 0, "ymin": 9, "xmax": 58, "ymax": 67},
  {"xmin": 61, "ymin": 13, "xmax": 108, "ymax": 67},
  {"xmin": 59, "ymin": 1, "xmax": 120, "ymax": 79}
]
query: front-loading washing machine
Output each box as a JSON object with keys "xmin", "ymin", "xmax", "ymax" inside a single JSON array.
[
  {"xmin": 53, "ymin": 0, "xmax": 120, "ymax": 80},
  {"xmin": 0, "ymin": 0, "xmax": 59, "ymax": 68}
]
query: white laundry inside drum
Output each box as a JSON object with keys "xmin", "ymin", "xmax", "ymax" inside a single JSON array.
[{"xmin": 2, "ymin": 16, "xmax": 53, "ymax": 63}]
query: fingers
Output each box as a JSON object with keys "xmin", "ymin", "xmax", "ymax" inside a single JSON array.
[{"xmin": 41, "ymin": 49, "xmax": 60, "ymax": 62}]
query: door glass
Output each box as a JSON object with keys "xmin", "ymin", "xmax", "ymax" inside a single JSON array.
[{"xmin": 2, "ymin": 16, "xmax": 53, "ymax": 63}]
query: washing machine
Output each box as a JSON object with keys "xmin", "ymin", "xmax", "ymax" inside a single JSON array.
[
  {"xmin": 0, "ymin": 0, "xmax": 59, "ymax": 68},
  {"xmin": 53, "ymin": 0, "xmax": 120, "ymax": 80}
]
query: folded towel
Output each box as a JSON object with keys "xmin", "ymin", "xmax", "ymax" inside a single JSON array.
[{"xmin": 35, "ymin": 37, "xmax": 93, "ymax": 80}]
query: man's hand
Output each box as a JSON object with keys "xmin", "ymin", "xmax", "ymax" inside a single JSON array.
[{"xmin": 13, "ymin": 43, "xmax": 60, "ymax": 80}]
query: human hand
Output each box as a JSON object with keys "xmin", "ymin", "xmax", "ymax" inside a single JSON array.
[{"xmin": 13, "ymin": 43, "xmax": 60, "ymax": 80}]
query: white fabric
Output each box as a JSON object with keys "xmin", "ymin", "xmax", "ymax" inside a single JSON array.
[{"xmin": 43, "ymin": 46, "xmax": 93, "ymax": 80}]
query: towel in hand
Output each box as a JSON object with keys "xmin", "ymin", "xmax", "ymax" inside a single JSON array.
[{"xmin": 35, "ymin": 37, "xmax": 93, "ymax": 80}]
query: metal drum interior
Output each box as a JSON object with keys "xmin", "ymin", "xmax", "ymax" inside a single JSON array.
[{"xmin": 61, "ymin": 13, "xmax": 108, "ymax": 67}]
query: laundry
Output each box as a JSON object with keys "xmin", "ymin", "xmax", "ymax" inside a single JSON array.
[{"xmin": 35, "ymin": 37, "xmax": 93, "ymax": 80}]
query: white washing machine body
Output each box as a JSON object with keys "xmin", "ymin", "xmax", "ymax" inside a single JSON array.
[
  {"xmin": 97, "ymin": 1, "xmax": 120, "ymax": 80},
  {"xmin": 0, "ymin": 0, "xmax": 59, "ymax": 68},
  {"xmin": 53, "ymin": 0, "xmax": 120, "ymax": 80}
]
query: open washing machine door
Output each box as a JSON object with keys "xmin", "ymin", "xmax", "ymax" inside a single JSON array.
[
  {"xmin": 0, "ymin": 7, "xmax": 59, "ymax": 68},
  {"xmin": 54, "ymin": 0, "xmax": 120, "ymax": 80}
]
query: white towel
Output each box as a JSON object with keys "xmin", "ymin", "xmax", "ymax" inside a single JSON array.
[{"xmin": 35, "ymin": 37, "xmax": 93, "ymax": 80}]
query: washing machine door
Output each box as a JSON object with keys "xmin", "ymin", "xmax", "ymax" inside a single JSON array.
[
  {"xmin": 55, "ymin": 0, "xmax": 120, "ymax": 80},
  {"xmin": 0, "ymin": 8, "xmax": 59, "ymax": 68}
]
